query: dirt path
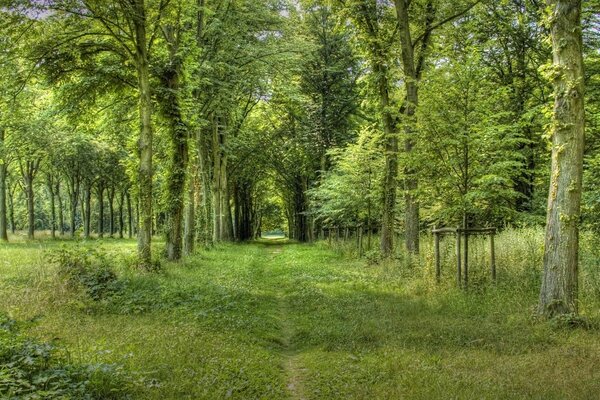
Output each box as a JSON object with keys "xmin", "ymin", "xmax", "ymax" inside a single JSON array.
[{"xmin": 262, "ymin": 240, "xmax": 308, "ymax": 399}]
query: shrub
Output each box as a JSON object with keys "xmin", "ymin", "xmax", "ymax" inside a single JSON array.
[
  {"xmin": 0, "ymin": 314, "xmax": 131, "ymax": 399},
  {"xmin": 50, "ymin": 246, "xmax": 122, "ymax": 301}
]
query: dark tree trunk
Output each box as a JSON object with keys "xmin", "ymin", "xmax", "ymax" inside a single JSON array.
[
  {"xmin": 539, "ymin": 0, "xmax": 585, "ymax": 317},
  {"xmin": 8, "ymin": 181, "xmax": 16, "ymax": 234},
  {"xmin": 84, "ymin": 186, "xmax": 91, "ymax": 239},
  {"xmin": 25, "ymin": 176, "xmax": 34, "ymax": 240},
  {"xmin": 183, "ymin": 167, "xmax": 196, "ymax": 255},
  {"xmin": 119, "ymin": 190, "xmax": 124, "ymax": 239},
  {"xmin": 108, "ymin": 187, "xmax": 115, "ymax": 237},
  {"xmin": 159, "ymin": 26, "xmax": 188, "ymax": 261},
  {"xmin": 56, "ymin": 181, "xmax": 64, "ymax": 236},
  {"xmin": 127, "ymin": 191, "xmax": 133, "ymax": 239},
  {"xmin": 0, "ymin": 157, "xmax": 7, "ymax": 241},
  {"xmin": 98, "ymin": 185, "xmax": 105, "ymax": 238},
  {"xmin": 47, "ymin": 176, "xmax": 56, "ymax": 239}
]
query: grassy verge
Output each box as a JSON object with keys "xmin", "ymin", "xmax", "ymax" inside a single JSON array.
[{"xmin": 1, "ymin": 231, "xmax": 600, "ymax": 399}]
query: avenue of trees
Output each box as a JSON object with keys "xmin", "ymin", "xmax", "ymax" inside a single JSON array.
[{"xmin": 0, "ymin": 0, "xmax": 596, "ymax": 317}]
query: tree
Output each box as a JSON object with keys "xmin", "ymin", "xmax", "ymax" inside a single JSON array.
[{"xmin": 538, "ymin": 0, "xmax": 585, "ymax": 317}]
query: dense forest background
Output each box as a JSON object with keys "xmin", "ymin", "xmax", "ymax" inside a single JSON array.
[{"xmin": 0, "ymin": 0, "xmax": 597, "ymax": 270}]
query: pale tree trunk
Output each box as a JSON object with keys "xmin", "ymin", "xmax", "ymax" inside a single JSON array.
[
  {"xmin": 133, "ymin": 0, "xmax": 154, "ymax": 269},
  {"xmin": 538, "ymin": 0, "xmax": 585, "ymax": 317}
]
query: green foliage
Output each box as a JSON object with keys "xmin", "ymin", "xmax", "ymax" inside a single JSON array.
[
  {"xmin": 0, "ymin": 314, "xmax": 130, "ymax": 399},
  {"xmin": 50, "ymin": 246, "xmax": 122, "ymax": 301}
]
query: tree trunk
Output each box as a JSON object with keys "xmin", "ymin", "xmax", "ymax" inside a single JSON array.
[
  {"xmin": 394, "ymin": 0, "xmax": 425, "ymax": 255},
  {"xmin": 83, "ymin": 186, "xmax": 92, "ymax": 239},
  {"xmin": 8, "ymin": 181, "xmax": 15, "ymax": 234},
  {"xmin": 538, "ymin": 0, "xmax": 585, "ymax": 317},
  {"xmin": 127, "ymin": 191, "xmax": 133, "ymax": 238},
  {"xmin": 47, "ymin": 177, "xmax": 56, "ymax": 239},
  {"xmin": 108, "ymin": 187, "xmax": 115, "ymax": 237},
  {"xmin": 69, "ymin": 176, "xmax": 79, "ymax": 238},
  {"xmin": 0, "ymin": 159, "xmax": 7, "ymax": 242},
  {"xmin": 133, "ymin": 0, "xmax": 154, "ymax": 269},
  {"xmin": 98, "ymin": 185, "xmax": 104, "ymax": 238},
  {"xmin": 0, "ymin": 128, "xmax": 7, "ymax": 242},
  {"xmin": 119, "ymin": 190, "xmax": 124, "ymax": 239},
  {"xmin": 160, "ymin": 28, "xmax": 188, "ymax": 261},
  {"xmin": 25, "ymin": 175, "xmax": 34, "ymax": 240},
  {"xmin": 56, "ymin": 181, "xmax": 64, "ymax": 236},
  {"xmin": 184, "ymin": 166, "xmax": 196, "ymax": 255}
]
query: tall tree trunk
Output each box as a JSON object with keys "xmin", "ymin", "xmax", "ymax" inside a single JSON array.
[
  {"xmin": 394, "ymin": 0, "xmax": 427, "ymax": 255},
  {"xmin": 56, "ymin": 181, "xmax": 64, "ymax": 236},
  {"xmin": 84, "ymin": 186, "xmax": 91, "ymax": 239},
  {"xmin": 69, "ymin": 176, "xmax": 79, "ymax": 238},
  {"xmin": 160, "ymin": 27, "xmax": 188, "ymax": 261},
  {"xmin": 98, "ymin": 186, "xmax": 104, "ymax": 238},
  {"xmin": 538, "ymin": 0, "xmax": 585, "ymax": 317},
  {"xmin": 119, "ymin": 190, "xmax": 124, "ymax": 239},
  {"xmin": 374, "ymin": 59, "xmax": 397, "ymax": 257},
  {"xmin": 8, "ymin": 181, "xmax": 15, "ymax": 234},
  {"xmin": 0, "ymin": 129, "xmax": 7, "ymax": 242},
  {"xmin": 25, "ymin": 175, "xmax": 34, "ymax": 240},
  {"xmin": 108, "ymin": 187, "xmax": 115, "ymax": 237},
  {"xmin": 0, "ymin": 161, "xmax": 7, "ymax": 242},
  {"xmin": 47, "ymin": 176, "xmax": 56, "ymax": 239},
  {"xmin": 183, "ymin": 165, "xmax": 196, "ymax": 255},
  {"xmin": 127, "ymin": 191, "xmax": 133, "ymax": 239},
  {"xmin": 133, "ymin": 0, "xmax": 154, "ymax": 269}
]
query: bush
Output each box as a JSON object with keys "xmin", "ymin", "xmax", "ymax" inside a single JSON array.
[
  {"xmin": 50, "ymin": 246, "xmax": 122, "ymax": 301},
  {"xmin": 0, "ymin": 314, "xmax": 131, "ymax": 399}
]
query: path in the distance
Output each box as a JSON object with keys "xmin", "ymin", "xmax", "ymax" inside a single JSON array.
[{"xmin": 264, "ymin": 241, "xmax": 308, "ymax": 400}]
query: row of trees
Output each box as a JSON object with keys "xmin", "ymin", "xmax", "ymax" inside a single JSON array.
[{"xmin": 0, "ymin": 0, "xmax": 594, "ymax": 317}]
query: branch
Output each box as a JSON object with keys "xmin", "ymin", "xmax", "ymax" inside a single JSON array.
[{"xmin": 412, "ymin": 0, "xmax": 481, "ymax": 47}]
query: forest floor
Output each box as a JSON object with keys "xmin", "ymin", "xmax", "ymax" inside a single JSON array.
[{"xmin": 2, "ymin": 235, "xmax": 600, "ymax": 399}]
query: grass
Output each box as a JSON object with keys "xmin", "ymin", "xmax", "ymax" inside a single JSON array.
[{"xmin": 1, "ymin": 229, "xmax": 600, "ymax": 399}]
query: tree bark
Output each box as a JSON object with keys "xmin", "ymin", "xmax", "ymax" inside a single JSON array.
[
  {"xmin": 97, "ymin": 185, "xmax": 104, "ymax": 238},
  {"xmin": 160, "ymin": 25, "xmax": 188, "ymax": 261},
  {"xmin": 25, "ymin": 174, "xmax": 35, "ymax": 240},
  {"xmin": 538, "ymin": 0, "xmax": 585, "ymax": 317},
  {"xmin": 47, "ymin": 176, "xmax": 56, "ymax": 239},
  {"xmin": 108, "ymin": 186, "xmax": 115, "ymax": 237},
  {"xmin": 133, "ymin": 0, "xmax": 154, "ymax": 269},
  {"xmin": 119, "ymin": 190, "xmax": 124, "ymax": 238},
  {"xmin": 127, "ymin": 191, "xmax": 133, "ymax": 238},
  {"xmin": 0, "ymin": 163, "xmax": 7, "ymax": 242},
  {"xmin": 83, "ymin": 186, "xmax": 91, "ymax": 239},
  {"xmin": 0, "ymin": 129, "xmax": 7, "ymax": 241},
  {"xmin": 56, "ymin": 181, "xmax": 64, "ymax": 236},
  {"xmin": 8, "ymin": 180, "xmax": 15, "ymax": 234}
]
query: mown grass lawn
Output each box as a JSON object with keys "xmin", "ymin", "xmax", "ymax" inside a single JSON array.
[{"xmin": 1, "ymin": 235, "xmax": 600, "ymax": 399}]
